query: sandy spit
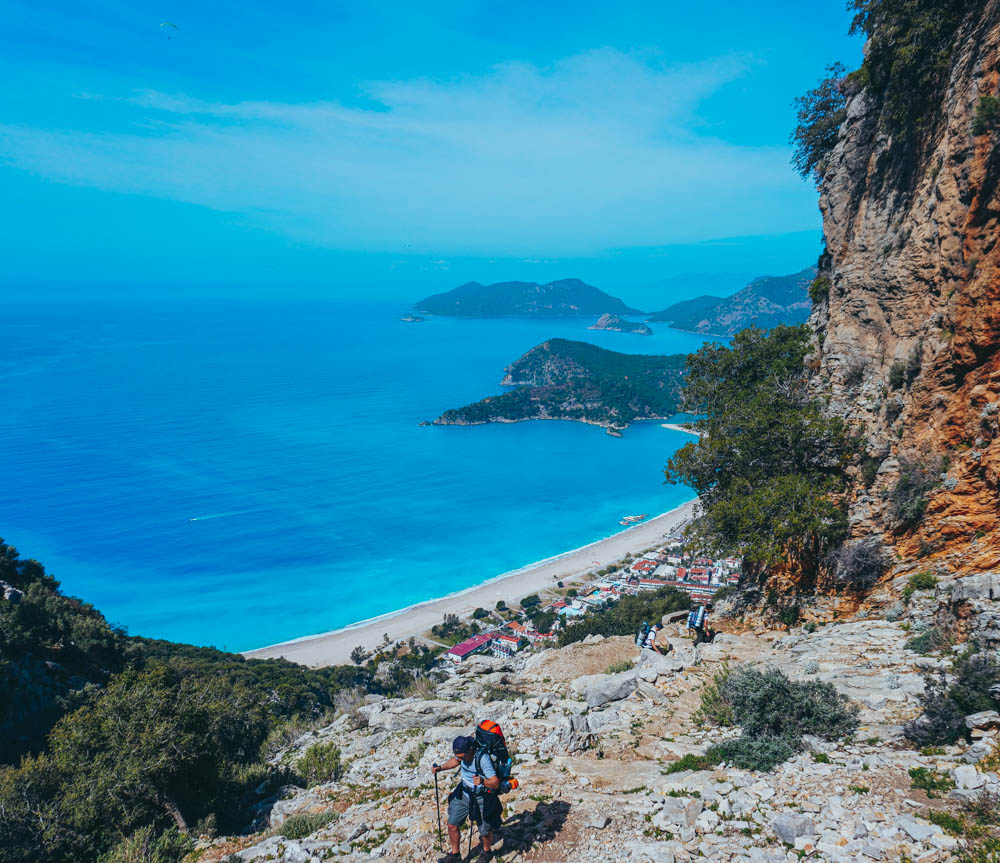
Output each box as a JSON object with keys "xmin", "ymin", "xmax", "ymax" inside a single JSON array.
[{"xmin": 244, "ymin": 499, "xmax": 698, "ymax": 667}]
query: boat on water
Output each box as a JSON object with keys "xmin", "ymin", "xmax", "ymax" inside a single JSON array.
[{"xmin": 618, "ymin": 513, "xmax": 648, "ymax": 526}]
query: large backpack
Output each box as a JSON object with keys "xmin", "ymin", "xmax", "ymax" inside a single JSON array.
[
  {"xmin": 687, "ymin": 606, "xmax": 705, "ymax": 628},
  {"xmin": 635, "ymin": 621, "xmax": 651, "ymax": 647},
  {"xmin": 474, "ymin": 719, "xmax": 515, "ymax": 793}
]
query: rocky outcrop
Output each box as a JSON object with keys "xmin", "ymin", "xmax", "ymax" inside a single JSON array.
[
  {"xmin": 812, "ymin": 2, "xmax": 1000, "ymax": 573},
  {"xmin": 588, "ymin": 313, "xmax": 653, "ymax": 335}
]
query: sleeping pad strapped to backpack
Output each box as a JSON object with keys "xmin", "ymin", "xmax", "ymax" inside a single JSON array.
[{"xmin": 474, "ymin": 720, "xmax": 518, "ymax": 793}]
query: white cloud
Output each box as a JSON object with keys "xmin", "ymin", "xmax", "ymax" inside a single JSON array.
[{"xmin": 0, "ymin": 49, "xmax": 814, "ymax": 255}]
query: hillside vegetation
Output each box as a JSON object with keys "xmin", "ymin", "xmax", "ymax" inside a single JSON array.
[
  {"xmin": 415, "ymin": 278, "xmax": 641, "ymax": 318},
  {"xmin": 433, "ymin": 338, "xmax": 686, "ymax": 430}
]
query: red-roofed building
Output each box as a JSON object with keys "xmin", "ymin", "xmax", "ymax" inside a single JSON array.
[
  {"xmin": 688, "ymin": 567, "xmax": 710, "ymax": 584},
  {"xmin": 445, "ymin": 633, "xmax": 493, "ymax": 663},
  {"xmin": 506, "ymin": 621, "xmax": 529, "ymax": 636},
  {"xmin": 492, "ymin": 633, "xmax": 522, "ymax": 657}
]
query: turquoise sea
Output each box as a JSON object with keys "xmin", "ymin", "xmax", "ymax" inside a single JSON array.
[{"xmin": 0, "ymin": 298, "xmax": 711, "ymax": 652}]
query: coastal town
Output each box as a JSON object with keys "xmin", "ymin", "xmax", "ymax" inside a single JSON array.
[{"xmin": 438, "ymin": 536, "xmax": 741, "ymax": 664}]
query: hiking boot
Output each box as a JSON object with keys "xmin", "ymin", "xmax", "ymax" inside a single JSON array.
[
  {"xmin": 436, "ymin": 854, "xmax": 462, "ymax": 863},
  {"xmin": 476, "ymin": 852, "xmax": 493, "ymax": 863}
]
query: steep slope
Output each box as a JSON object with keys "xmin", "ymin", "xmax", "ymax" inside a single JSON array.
[
  {"xmin": 648, "ymin": 268, "xmax": 815, "ymax": 334},
  {"xmin": 810, "ymin": 0, "xmax": 1000, "ymax": 572},
  {"xmin": 415, "ymin": 278, "xmax": 642, "ymax": 317}
]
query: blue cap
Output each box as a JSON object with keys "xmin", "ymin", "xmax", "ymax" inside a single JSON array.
[{"xmin": 452, "ymin": 735, "xmax": 475, "ymax": 754}]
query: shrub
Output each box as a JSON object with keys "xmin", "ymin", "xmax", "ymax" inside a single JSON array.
[
  {"xmin": 903, "ymin": 570, "xmax": 938, "ymax": 601},
  {"xmin": 885, "ymin": 398, "xmax": 904, "ymax": 425},
  {"xmin": 566, "ymin": 588, "xmax": 578, "ymax": 598},
  {"xmin": 495, "ymin": 601, "xmax": 506, "ymax": 611},
  {"xmin": 604, "ymin": 660, "xmax": 635, "ymax": 675},
  {"xmin": 861, "ymin": 454, "xmax": 881, "ymax": 488},
  {"xmin": 696, "ymin": 663, "xmax": 735, "ymax": 727},
  {"xmin": 973, "ymin": 94, "xmax": 1000, "ymax": 135},
  {"xmin": 905, "ymin": 627, "xmax": 951, "ymax": 654},
  {"xmin": 955, "ymin": 790, "xmax": 1000, "ymax": 862},
  {"xmin": 718, "ymin": 666, "xmax": 859, "ymax": 742},
  {"xmin": 909, "ymin": 766, "xmax": 956, "ymax": 798},
  {"xmin": 350, "ymin": 646, "xmax": 367, "ymax": 665},
  {"xmin": 520, "ymin": 594, "xmax": 541, "ymax": 609},
  {"xmin": 842, "ymin": 355, "xmax": 868, "ymax": 389},
  {"xmin": 889, "ymin": 359, "xmax": 907, "ymax": 389},
  {"xmin": 296, "ymin": 742, "xmax": 346, "ymax": 787},
  {"xmin": 472, "ymin": 607, "xmax": 488, "ymax": 619},
  {"xmin": 279, "ymin": 812, "xmax": 336, "ymax": 840},
  {"xmin": 890, "ymin": 455, "xmax": 942, "ymax": 527},
  {"xmin": 903, "ymin": 648, "xmax": 999, "ymax": 747},
  {"xmin": 97, "ymin": 827, "xmax": 193, "ymax": 863},
  {"xmin": 663, "ymin": 751, "xmax": 722, "ymax": 774},
  {"xmin": 826, "ymin": 537, "xmax": 887, "ymax": 592},
  {"xmin": 707, "ymin": 735, "xmax": 797, "ymax": 772},
  {"xmin": 808, "ymin": 274, "xmax": 833, "ymax": 303},
  {"xmin": 791, "ymin": 65, "xmax": 848, "ymax": 182},
  {"xmin": 950, "ymin": 650, "xmax": 1000, "ymax": 715},
  {"xmin": 927, "ymin": 810, "xmax": 964, "ymax": 835}
]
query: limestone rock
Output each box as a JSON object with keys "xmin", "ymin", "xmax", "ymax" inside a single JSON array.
[{"xmin": 772, "ymin": 814, "xmax": 815, "ymax": 844}]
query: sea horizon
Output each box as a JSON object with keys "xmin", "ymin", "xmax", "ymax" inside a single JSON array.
[{"xmin": 0, "ymin": 293, "xmax": 710, "ymax": 651}]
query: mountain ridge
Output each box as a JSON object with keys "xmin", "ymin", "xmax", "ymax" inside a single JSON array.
[{"xmin": 415, "ymin": 278, "xmax": 642, "ymax": 317}]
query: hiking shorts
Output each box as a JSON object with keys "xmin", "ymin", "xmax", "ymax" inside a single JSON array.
[{"xmin": 447, "ymin": 788, "xmax": 501, "ymax": 835}]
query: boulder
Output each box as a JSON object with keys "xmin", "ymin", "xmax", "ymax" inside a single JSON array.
[
  {"xmin": 896, "ymin": 816, "xmax": 936, "ymax": 841},
  {"xmin": 582, "ymin": 671, "xmax": 638, "ymax": 708},
  {"xmin": 655, "ymin": 796, "xmax": 703, "ymax": 829},
  {"xmin": 951, "ymin": 573, "xmax": 1000, "ymax": 603},
  {"xmin": 539, "ymin": 715, "xmax": 594, "ymax": 755},
  {"xmin": 953, "ymin": 764, "xmax": 986, "ymax": 790},
  {"xmin": 359, "ymin": 699, "xmax": 473, "ymax": 731},
  {"xmin": 772, "ymin": 814, "xmax": 816, "ymax": 844},
  {"xmin": 966, "ymin": 710, "xmax": 1000, "ymax": 732}
]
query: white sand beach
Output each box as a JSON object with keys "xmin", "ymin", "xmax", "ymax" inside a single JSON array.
[{"xmin": 244, "ymin": 498, "xmax": 698, "ymax": 667}]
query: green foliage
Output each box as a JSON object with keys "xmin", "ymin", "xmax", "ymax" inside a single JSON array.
[
  {"xmin": 812, "ymin": 752, "xmax": 831, "ymax": 763},
  {"xmin": 438, "ymin": 338, "xmax": 687, "ymax": 429},
  {"xmin": 0, "ymin": 541, "xmax": 132, "ymax": 763},
  {"xmin": 707, "ymin": 735, "xmax": 796, "ymax": 772},
  {"xmin": 848, "ymin": 0, "xmax": 986, "ymax": 135},
  {"xmin": 973, "ymin": 95, "xmax": 1000, "ymax": 135},
  {"xmin": 495, "ymin": 600, "xmax": 506, "ymax": 611},
  {"xmin": 96, "ymin": 826, "xmax": 193, "ymax": 863},
  {"xmin": 696, "ymin": 663, "xmax": 735, "ymax": 727},
  {"xmin": 296, "ymin": 742, "xmax": 346, "ymax": 788},
  {"xmin": 557, "ymin": 586, "xmax": 690, "ymax": 646},
  {"xmin": 890, "ymin": 455, "xmax": 941, "ymax": 528},
  {"xmin": 665, "ymin": 326, "xmax": 850, "ymax": 572},
  {"xmin": 791, "ymin": 67, "xmax": 847, "ymax": 182},
  {"xmin": 928, "ymin": 809, "xmax": 964, "ymax": 835},
  {"xmin": 604, "ymin": 660, "xmax": 635, "ymax": 675},
  {"xmin": 662, "ymin": 751, "xmax": 722, "ymax": 774},
  {"xmin": 955, "ymin": 791, "xmax": 1000, "ymax": 862},
  {"xmin": 905, "ymin": 627, "xmax": 951, "ymax": 654},
  {"xmin": 566, "ymin": 588, "xmax": 578, "ymax": 598},
  {"xmin": 906, "ymin": 647, "xmax": 1000, "ymax": 746},
  {"xmin": 279, "ymin": 811, "xmax": 336, "ymax": 839},
  {"xmin": 827, "ymin": 537, "xmax": 888, "ymax": 592},
  {"xmin": 889, "ymin": 359, "xmax": 907, "ymax": 389},
  {"xmin": 903, "ymin": 570, "xmax": 938, "ymax": 601},
  {"xmin": 718, "ymin": 666, "xmax": 858, "ymax": 742},
  {"xmin": 520, "ymin": 594, "xmax": 541, "ymax": 609},
  {"xmin": 909, "ymin": 766, "xmax": 956, "ymax": 798},
  {"xmin": 472, "ymin": 607, "xmax": 489, "ymax": 619}
]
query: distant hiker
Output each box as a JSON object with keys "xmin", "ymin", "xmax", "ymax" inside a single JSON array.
[
  {"xmin": 432, "ymin": 735, "xmax": 502, "ymax": 863},
  {"xmin": 642, "ymin": 622, "xmax": 667, "ymax": 654},
  {"xmin": 687, "ymin": 603, "xmax": 712, "ymax": 645}
]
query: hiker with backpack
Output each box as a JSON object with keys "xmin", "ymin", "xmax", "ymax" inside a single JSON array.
[
  {"xmin": 636, "ymin": 621, "xmax": 667, "ymax": 654},
  {"xmin": 687, "ymin": 602, "xmax": 712, "ymax": 645},
  {"xmin": 432, "ymin": 722, "xmax": 516, "ymax": 863}
]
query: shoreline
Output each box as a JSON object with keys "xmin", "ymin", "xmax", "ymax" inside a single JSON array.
[{"xmin": 244, "ymin": 497, "xmax": 698, "ymax": 667}]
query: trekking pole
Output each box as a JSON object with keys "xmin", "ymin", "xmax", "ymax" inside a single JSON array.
[{"xmin": 432, "ymin": 764, "xmax": 443, "ymax": 851}]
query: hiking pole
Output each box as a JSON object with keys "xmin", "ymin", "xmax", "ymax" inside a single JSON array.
[{"xmin": 432, "ymin": 764, "xmax": 443, "ymax": 851}]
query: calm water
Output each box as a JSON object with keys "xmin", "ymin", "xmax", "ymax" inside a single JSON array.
[{"xmin": 0, "ymin": 297, "xmax": 710, "ymax": 651}]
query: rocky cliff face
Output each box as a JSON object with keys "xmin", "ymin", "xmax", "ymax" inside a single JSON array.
[{"xmin": 813, "ymin": 1, "xmax": 1000, "ymax": 572}]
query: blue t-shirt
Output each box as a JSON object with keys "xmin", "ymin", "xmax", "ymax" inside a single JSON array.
[{"xmin": 459, "ymin": 750, "xmax": 496, "ymax": 789}]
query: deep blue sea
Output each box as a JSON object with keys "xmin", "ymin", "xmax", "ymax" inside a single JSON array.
[{"xmin": 0, "ymin": 298, "xmax": 711, "ymax": 651}]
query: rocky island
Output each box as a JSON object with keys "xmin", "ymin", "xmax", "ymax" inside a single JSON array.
[
  {"xmin": 431, "ymin": 338, "xmax": 685, "ymax": 430},
  {"xmin": 588, "ymin": 313, "xmax": 653, "ymax": 336},
  {"xmin": 648, "ymin": 266, "xmax": 815, "ymax": 335},
  {"xmin": 414, "ymin": 278, "xmax": 642, "ymax": 318}
]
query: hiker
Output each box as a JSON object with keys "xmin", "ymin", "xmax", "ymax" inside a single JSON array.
[
  {"xmin": 643, "ymin": 622, "xmax": 667, "ymax": 654},
  {"xmin": 432, "ymin": 735, "xmax": 502, "ymax": 863},
  {"xmin": 687, "ymin": 603, "xmax": 712, "ymax": 645}
]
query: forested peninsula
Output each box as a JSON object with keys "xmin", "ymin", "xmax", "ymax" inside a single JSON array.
[
  {"xmin": 414, "ymin": 278, "xmax": 641, "ymax": 318},
  {"xmin": 431, "ymin": 338, "xmax": 685, "ymax": 430}
]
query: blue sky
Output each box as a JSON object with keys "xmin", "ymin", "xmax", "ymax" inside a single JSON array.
[{"xmin": 0, "ymin": 1, "xmax": 862, "ymax": 300}]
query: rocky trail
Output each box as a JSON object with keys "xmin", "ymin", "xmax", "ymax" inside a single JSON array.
[{"xmin": 194, "ymin": 578, "xmax": 1000, "ymax": 863}]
